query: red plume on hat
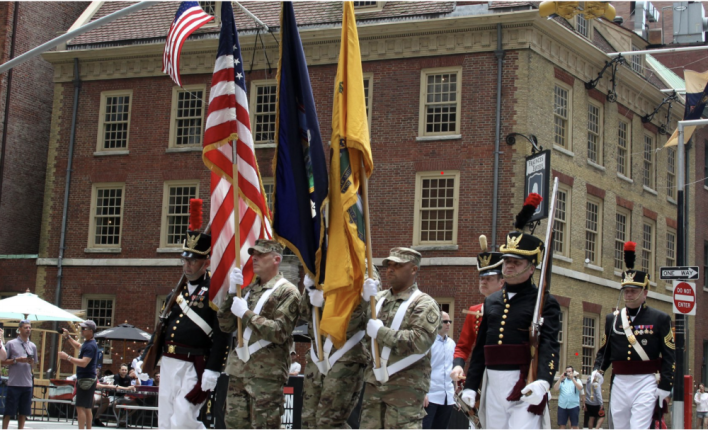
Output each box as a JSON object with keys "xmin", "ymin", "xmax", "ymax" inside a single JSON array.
[
  {"xmin": 623, "ymin": 241, "xmax": 636, "ymax": 270},
  {"xmin": 514, "ymin": 193, "xmax": 543, "ymax": 229},
  {"xmin": 189, "ymin": 198, "xmax": 203, "ymax": 231}
]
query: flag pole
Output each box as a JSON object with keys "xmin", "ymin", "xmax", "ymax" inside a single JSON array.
[
  {"xmin": 232, "ymin": 141, "xmax": 243, "ymax": 348},
  {"xmin": 360, "ymin": 159, "xmax": 380, "ymax": 369},
  {"xmin": 314, "ymin": 305, "xmax": 325, "ymax": 361}
]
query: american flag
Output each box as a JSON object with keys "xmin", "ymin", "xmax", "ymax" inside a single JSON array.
[
  {"xmin": 163, "ymin": 2, "xmax": 214, "ymax": 87},
  {"xmin": 202, "ymin": 2, "xmax": 272, "ymax": 306}
]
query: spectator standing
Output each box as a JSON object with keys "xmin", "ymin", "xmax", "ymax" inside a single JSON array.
[
  {"xmin": 0, "ymin": 328, "xmax": 7, "ymax": 361},
  {"xmin": 696, "ymin": 384, "xmax": 708, "ymax": 429},
  {"xmin": 553, "ymin": 366, "xmax": 583, "ymax": 429},
  {"xmin": 59, "ymin": 319, "xmax": 98, "ymax": 430},
  {"xmin": 584, "ymin": 372, "xmax": 605, "ymax": 429},
  {"xmin": 289, "ymin": 350, "xmax": 301, "ymax": 376},
  {"xmin": 423, "ymin": 311, "xmax": 456, "ymax": 429},
  {"xmin": 2, "ymin": 320, "xmax": 36, "ymax": 430}
]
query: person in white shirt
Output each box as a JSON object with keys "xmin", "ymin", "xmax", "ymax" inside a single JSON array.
[
  {"xmin": 696, "ymin": 383, "xmax": 708, "ymax": 429},
  {"xmin": 289, "ymin": 351, "xmax": 301, "ymax": 376},
  {"xmin": 423, "ymin": 311, "xmax": 456, "ymax": 429}
]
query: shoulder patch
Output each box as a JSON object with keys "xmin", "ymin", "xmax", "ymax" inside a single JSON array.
[
  {"xmin": 289, "ymin": 301, "xmax": 298, "ymax": 315},
  {"xmin": 427, "ymin": 310, "xmax": 438, "ymax": 324}
]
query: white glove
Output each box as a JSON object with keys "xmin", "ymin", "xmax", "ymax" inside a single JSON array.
[
  {"xmin": 656, "ymin": 388, "xmax": 671, "ymax": 405},
  {"xmin": 461, "ymin": 389, "xmax": 476, "ymax": 407},
  {"xmin": 367, "ymin": 319, "xmax": 384, "ymax": 338},
  {"xmin": 303, "ymin": 274, "xmax": 315, "ymax": 289},
  {"xmin": 229, "ymin": 267, "xmax": 244, "ymax": 294},
  {"xmin": 201, "ymin": 369, "xmax": 220, "ymax": 392},
  {"xmin": 361, "ymin": 278, "xmax": 379, "ymax": 301},
  {"xmin": 520, "ymin": 379, "xmax": 550, "ymax": 406},
  {"xmin": 590, "ymin": 370, "xmax": 601, "ymax": 386},
  {"xmin": 308, "ymin": 288, "xmax": 324, "ymax": 308},
  {"xmin": 230, "ymin": 296, "xmax": 249, "ymax": 318}
]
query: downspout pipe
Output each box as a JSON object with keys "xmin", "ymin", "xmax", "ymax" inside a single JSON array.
[
  {"xmin": 491, "ymin": 23, "xmax": 504, "ymax": 250},
  {"xmin": 0, "ymin": 2, "xmax": 20, "ymax": 212},
  {"xmin": 50, "ymin": 58, "xmax": 80, "ymax": 374}
]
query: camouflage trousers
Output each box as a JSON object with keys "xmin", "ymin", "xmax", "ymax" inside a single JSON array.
[
  {"xmin": 359, "ymin": 382, "xmax": 427, "ymax": 429},
  {"xmin": 301, "ymin": 353, "xmax": 365, "ymax": 429},
  {"xmin": 224, "ymin": 375, "xmax": 284, "ymax": 429}
]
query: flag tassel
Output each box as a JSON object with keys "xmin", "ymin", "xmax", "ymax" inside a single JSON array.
[
  {"xmin": 360, "ymin": 159, "xmax": 380, "ymax": 369},
  {"xmin": 232, "ymin": 141, "xmax": 244, "ymax": 350}
]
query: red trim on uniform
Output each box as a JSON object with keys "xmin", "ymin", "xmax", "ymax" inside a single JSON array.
[
  {"xmin": 612, "ymin": 359, "xmax": 661, "ymax": 375},
  {"xmin": 454, "ymin": 304, "xmax": 483, "ymax": 362}
]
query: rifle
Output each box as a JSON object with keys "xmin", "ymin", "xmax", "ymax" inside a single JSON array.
[
  {"xmin": 526, "ymin": 177, "xmax": 558, "ymax": 387},
  {"xmin": 142, "ymin": 223, "xmax": 212, "ymax": 375},
  {"xmin": 454, "ymin": 379, "xmax": 481, "ymax": 428}
]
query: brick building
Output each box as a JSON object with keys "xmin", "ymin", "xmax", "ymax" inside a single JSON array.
[{"xmin": 37, "ymin": 1, "xmax": 693, "ymax": 407}]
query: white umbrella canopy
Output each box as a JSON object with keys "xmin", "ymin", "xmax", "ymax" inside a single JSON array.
[{"xmin": 0, "ymin": 292, "xmax": 83, "ymax": 322}]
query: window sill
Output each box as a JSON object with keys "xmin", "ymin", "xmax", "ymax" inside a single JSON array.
[
  {"xmin": 650, "ymin": 281, "xmax": 657, "ymax": 288},
  {"xmin": 553, "ymin": 145, "xmax": 575, "ymax": 158},
  {"xmin": 415, "ymin": 135, "xmax": 462, "ymax": 142},
  {"xmin": 553, "ymin": 255, "xmax": 573, "ymax": 263},
  {"xmin": 665, "ymin": 284, "xmax": 674, "ymax": 291},
  {"xmin": 614, "ymin": 270, "xmax": 623, "ymax": 277},
  {"xmin": 94, "ymin": 150, "xmax": 129, "ymax": 157},
  {"xmin": 166, "ymin": 147, "xmax": 202, "ymax": 153},
  {"xmin": 156, "ymin": 247, "xmax": 182, "ymax": 253},
  {"xmin": 704, "ymin": 286, "xmax": 708, "ymax": 293},
  {"xmin": 667, "ymin": 197, "xmax": 677, "ymax": 205},
  {"xmin": 411, "ymin": 244, "xmax": 459, "ymax": 251},
  {"xmin": 584, "ymin": 263, "xmax": 604, "ymax": 272},
  {"xmin": 84, "ymin": 248, "xmax": 122, "ymax": 254},
  {"xmin": 587, "ymin": 160, "xmax": 606, "ymax": 172},
  {"xmin": 704, "ymin": 185, "xmax": 708, "ymax": 192},
  {"xmin": 617, "ymin": 173, "xmax": 633, "ymax": 184},
  {"xmin": 643, "ymin": 185, "xmax": 658, "ymax": 196},
  {"xmin": 254, "ymin": 143, "xmax": 277, "ymax": 149},
  {"xmin": 102, "ymin": 358, "xmax": 113, "ymax": 365}
]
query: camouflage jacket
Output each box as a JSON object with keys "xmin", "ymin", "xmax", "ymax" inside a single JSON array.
[
  {"xmin": 299, "ymin": 292, "xmax": 370, "ymax": 365},
  {"xmin": 364, "ymin": 283, "xmax": 441, "ymax": 396},
  {"xmin": 218, "ymin": 273, "xmax": 301, "ymax": 383}
]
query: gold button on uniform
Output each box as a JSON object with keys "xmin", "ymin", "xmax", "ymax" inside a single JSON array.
[
  {"xmin": 502, "ymin": 315, "xmax": 507, "ymax": 319},
  {"xmin": 171, "ymin": 333, "xmax": 175, "ymax": 337},
  {"xmin": 628, "ymin": 351, "xmax": 632, "ymax": 354},
  {"xmin": 499, "ymin": 334, "xmax": 504, "ymax": 338},
  {"xmin": 179, "ymin": 314, "xmax": 183, "ymax": 318},
  {"xmin": 173, "ymin": 326, "xmax": 177, "ymax": 330},
  {"xmin": 627, "ymin": 357, "xmax": 631, "ymax": 360},
  {"xmin": 498, "ymin": 340, "xmax": 502, "ymax": 345},
  {"xmin": 176, "ymin": 320, "xmax": 180, "ymax": 324},
  {"xmin": 501, "ymin": 321, "xmax": 506, "ymax": 325},
  {"xmin": 505, "ymin": 304, "xmax": 510, "ymax": 308},
  {"xmin": 504, "ymin": 309, "xmax": 509, "ymax": 313},
  {"xmin": 499, "ymin": 328, "xmax": 504, "ymax": 332}
]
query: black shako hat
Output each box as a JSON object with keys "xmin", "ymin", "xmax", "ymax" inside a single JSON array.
[
  {"xmin": 499, "ymin": 193, "xmax": 545, "ymax": 266},
  {"xmin": 181, "ymin": 199, "xmax": 211, "ymax": 259},
  {"xmin": 477, "ymin": 234, "xmax": 503, "ymax": 276}
]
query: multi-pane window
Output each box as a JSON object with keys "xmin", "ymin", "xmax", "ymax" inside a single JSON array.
[
  {"xmin": 558, "ymin": 308, "xmax": 566, "ymax": 370},
  {"xmin": 252, "ymin": 82, "xmax": 277, "ymax": 143},
  {"xmin": 587, "ymin": 103, "xmax": 602, "ymax": 164},
  {"xmin": 585, "ymin": 200, "xmax": 601, "ymax": 264},
  {"xmin": 174, "ymin": 88, "xmax": 204, "ymax": 146},
  {"xmin": 363, "ymin": 74, "xmax": 373, "ymax": 132},
  {"xmin": 615, "ymin": 210, "xmax": 630, "ymax": 269},
  {"xmin": 198, "ymin": 1, "xmax": 216, "ymax": 15},
  {"xmin": 582, "ymin": 316, "xmax": 597, "ymax": 375},
  {"xmin": 666, "ymin": 230, "xmax": 676, "ymax": 267},
  {"xmin": 554, "ymin": 84, "xmax": 570, "ymax": 148},
  {"xmin": 642, "ymin": 221, "xmax": 654, "ymax": 276},
  {"xmin": 84, "ymin": 295, "xmax": 115, "ymax": 357},
  {"xmin": 553, "ymin": 187, "xmax": 569, "ymax": 255},
  {"xmin": 420, "ymin": 69, "xmax": 461, "ymax": 136},
  {"xmin": 667, "ymin": 148, "xmax": 676, "ymax": 199},
  {"xmin": 631, "ymin": 45, "xmax": 644, "ymax": 74},
  {"xmin": 353, "ymin": 1, "xmax": 377, "ymax": 7},
  {"xmin": 414, "ymin": 172, "xmax": 460, "ymax": 245},
  {"xmin": 99, "ymin": 92, "xmax": 131, "ymax": 150},
  {"xmin": 643, "ymin": 134, "xmax": 655, "ymax": 189},
  {"xmin": 576, "ymin": 14, "xmax": 588, "ymax": 37},
  {"xmin": 162, "ymin": 183, "xmax": 198, "ymax": 247},
  {"xmin": 434, "ymin": 298, "xmax": 455, "ymax": 334},
  {"xmin": 262, "ymin": 178, "xmax": 274, "ymax": 211},
  {"xmin": 90, "ymin": 185, "xmax": 124, "ymax": 247},
  {"xmin": 618, "ymin": 120, "xmax": 629, "ymax": 176}
]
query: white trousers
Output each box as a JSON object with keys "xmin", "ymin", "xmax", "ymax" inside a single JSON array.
[
  {"xmin": 610, "ymin": 373, "xmax": 656, "ymax": 429},
  {"xmin": 482, "ymin": 369, "xmax": 544, "ymax": 429},
  {"xmin": 158, "ymin": 356, "xmax": 206, "ymax": 429}
]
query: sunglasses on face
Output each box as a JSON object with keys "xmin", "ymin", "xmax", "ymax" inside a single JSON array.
[{"xmin": 442, "ymin": 320, "xmax": 452, "ymax": 324}]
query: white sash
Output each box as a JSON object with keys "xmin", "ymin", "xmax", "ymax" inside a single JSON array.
[
  {"xmin": 372, "ymin": 289, "xmax": 429, "ymax": 383},
  {"xmin": 176, "ymin": 295, "xmax": 213, "ymax": 337},
  {"xmin": 310, "ymin": 308, "xmax": 366, "ymax": 375},
  {"xmin": 235, "ymin": 278, "xmax": 288, "ymax": 361},
  {"xmin": 620, "ymin": 307, "xmax": 650, "ymax": 361}
]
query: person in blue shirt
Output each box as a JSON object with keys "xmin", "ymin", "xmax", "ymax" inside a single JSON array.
[
  {"xmin": 553, "ymin": 366, "xmax": 583, "ymax": 429},
  {"xmin": 423, "ymin": 311, "xmax": 456, "ymax": 429},
  {"xmin": 59, "ymin": 320, "xmax": 99, "ymax": 430}
]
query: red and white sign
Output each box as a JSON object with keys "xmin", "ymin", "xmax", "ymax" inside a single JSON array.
[{"xmin": 673, "ymin": 281, "xmax": 696, "ymax": 315}]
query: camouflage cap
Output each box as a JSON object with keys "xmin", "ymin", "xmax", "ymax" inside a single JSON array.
[
  {"xmin": 382, "ymin": 247, "xmax": 422, "ymax": 267},
  {"xmin": 247, "ymin": 239, "xmax": 284, "ymax": 255}
]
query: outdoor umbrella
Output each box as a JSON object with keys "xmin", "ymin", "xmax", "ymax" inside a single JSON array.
[
  {"xmin": 0, "ymin": 291, "xmax": 83, "ymax": 322},
  {"xmin": 94, "ymin": 322, "xmax": 151, "ymax": 361}
]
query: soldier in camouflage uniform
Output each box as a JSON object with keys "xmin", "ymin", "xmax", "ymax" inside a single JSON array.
[
  {"xmin": 299, "ymin": 268, "xmax": 379, "ymax": 428},
  {"xmin": 217, "ymin": 239, "xmax": 301, "ymax": 429},
  {"xmin": 360, "ymin": 247, "xmax": 441, "ymax": 429}
]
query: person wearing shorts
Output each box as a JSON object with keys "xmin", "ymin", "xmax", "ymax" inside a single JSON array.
[
  {"xmin": 3, "ymin": 320, "xmax": 37, "ymax": 430},
  {"xmin": 696, "ymin": 384, "xmax": 708, "ymax": 429},
  {"xmin": 554, "ymin": 366, "xmax": 582, "ymax": 429},
  {"xmin": 60, "ymin": 320, "xmax": 99, "ymax": 429}
]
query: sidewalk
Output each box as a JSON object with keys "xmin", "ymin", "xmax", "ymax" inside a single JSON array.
[{"xmin": 4, "ymin": 420, "xmax": 77, "ymax": 429}]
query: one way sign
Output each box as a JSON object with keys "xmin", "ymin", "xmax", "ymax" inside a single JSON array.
[{"xmin": 660, "ymin": 266, "xmax": 699, "ymax": 280}]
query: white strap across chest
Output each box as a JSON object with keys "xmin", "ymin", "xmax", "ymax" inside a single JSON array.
[
  {"xmin": 620, "ymin": 307, "xmax": 650, "ymax": 361},
  {"xmin": 176, "ymin": 294, "xmax": 213, "ymax": 337},
  {"xmin": 240, "ymin": 278, "xmax": 289, "ymax": 355},
  {"xmin": 310, "ymin": 305, "xmax": 365, "ymax": 368}
]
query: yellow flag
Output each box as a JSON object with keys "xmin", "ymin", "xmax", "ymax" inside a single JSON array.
[{"xmin": 320, "ymin": 1, "xmax": 374, "ymax": 347}]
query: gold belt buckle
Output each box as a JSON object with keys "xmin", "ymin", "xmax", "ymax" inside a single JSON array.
[{"xmin": 167, "ymin": 345, "xmax": 176, "ymax": 354}]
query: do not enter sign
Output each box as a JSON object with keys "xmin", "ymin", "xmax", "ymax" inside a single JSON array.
[{"xmin": 673, "ymin": 281, "xmax": 696, "ymax": 315}]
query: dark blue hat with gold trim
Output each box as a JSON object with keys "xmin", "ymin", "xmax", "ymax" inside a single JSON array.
[
  {"xmin": 182, "ymin": 199, "xmax": 211, "ymax": 259},
  {"xmin": 500, "ymin": 193, "xmax": 544, "ymax": 266},
  {"xmin": 621, "ymin": 241, "xmax": 649, "ymax": 289},
  {"xmin": 477, "ymin": 235, "xmax": 503, "ymax": 276}
]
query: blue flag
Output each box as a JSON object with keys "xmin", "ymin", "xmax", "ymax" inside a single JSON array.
[{"xmin": 272, "ymin": 2, "xmax": 329, "ymax": 283}]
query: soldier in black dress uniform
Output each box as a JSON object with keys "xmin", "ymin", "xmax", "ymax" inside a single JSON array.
[
  {"xmin": 461, "ymin": 194, "xmax": 560, "ymax": 429},
  {"xmin": 152, "ymin": 229, "xmax": 231, "ymax": 429},
  {"xmin": 592, "ymin": 241, "xmax": 675, "ymax": 429}
]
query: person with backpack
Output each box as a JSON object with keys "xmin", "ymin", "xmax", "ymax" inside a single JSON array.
[{"xmin": 554, "ymin": 366, "xmax": 583, "ymax": 429}]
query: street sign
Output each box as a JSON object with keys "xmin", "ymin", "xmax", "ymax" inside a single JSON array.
[
  {"xmin": 673, "ymin": 281, "xmax": 696, "ymax": 315},
  {"xmin": 660, "ymin": 266, "xmax": 699, "ymax": 280},
  {"xmin": 524, "ymin": 150, "xmax": 551, "ymax": 223}
]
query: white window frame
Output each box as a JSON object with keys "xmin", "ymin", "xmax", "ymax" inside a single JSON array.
[
  {"xmin": 363, "ymin": 73, "xmax": 374, "ymax": 134},
  {"xmin": 553, "ymin": 184, "xmax": 571, "ymax": 257},
  {"xmin": 581, "ymin": 314, "xmax": 599, "ymax": 376},
  {"xmin": 198, "ymin": 1, "xmax": 221, "ymax": 26},
  {"xmin": 667, "ymin": 147, "xmax": 676, "ymax": 199},
  {"xmin": 587, "ymin": 100, "xmax": 603, "ymax": 165},
  {"xmin": 642, "ymin": 218, "xmax": 656, "ymax": 278},
  {"xmin": 614, "ymin": 208, "xmax": 631, "ymax": 270},
  {"xmin": 249, "ymin": 80, "xmax": 278, "ymax": 147},
  {"xmin": 643, "ymin": 133, "xmax": 656, "ymax": 189},
  {"xmin": 353, "ymin": 1, "xmax": 385, "ymax": 13},
  {"xmin": 576, "ymin": 14, "xmax": 589, "ymax": 38},
  {"xmin": 585, "ymin": 197, "xmax": 603, "ymax": 266},
  {"xmin": 413, "ymin": 171, "xmax": 460, "ymax": 246},
  {"xmin": 434, "ymin": 297, "xmax": 455, "ymax": 336},
  {"xmin": 631, "ymin": 45, "xmax": 644, "ymax": 75},
  {"xmin": 617, "ymin": 118, "xmax": 631, "ymax": 177},
  {"xmin": 87, "ymin": 183, "xmax": 126, "ymax": 249},
  {"xmin": 83, "ymin": 294, "xmax": 116, "ymax": 359},
  {"xmin": 96, "ymin": 90, "xmax": 133, "ymax": 152},
  {"xmin": 262, "ymin": 177, "xmax": 274, "ymax": 212},
  {"xmin": 553, "ymin": 81, "xmax": 573, "ymax": 151},
  {"xmin": 418, "ymin": 67, "xmax": 462, "ymax": 137},
  {"xmin": 558, "ymin": 306, "xmax": 568, "ymax": 374},
  {"xmin": 159, "ymin": 180, "xmax": 200, "ymax": 248},
  {"xmin": 168, "ymin": 84, "xmax": 207, "ymax": 149},
  {"xmin": 666, "ymin": 229, "xmax": 676, "ymax": 268}
]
